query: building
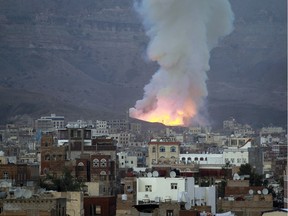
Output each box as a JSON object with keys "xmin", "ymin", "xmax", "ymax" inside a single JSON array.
[
  {"xmin": 117, "ymin": 152, "xmax": 138, "ymax": 169},
  {"xmin": 35, "ymin": 114, "xmax": 65, "ymax": 132},
  {"xmin": 40, "ymin": 133, "xmax": 67, "ymax": 176},
  {"xmin": 284, "ymin": 166, "xmax": 287, "ymax": 208},
  {"xmin": 223, "ymin": 139, "xmax": 252, "ymax": 166},
  {"xmin": 2, "ymin": 193, "xmax": 67, "ymax": 216},
  {"xmin": 135, "ymin": 176, "xmax": 216, "ymax": 215},
  {"xmin": 218, "ymin": 180, "xmax": 273, "ymax": 215},
  {"xmin": 147, "ymin": 138, "xmax": 181, "ymax": 167}
]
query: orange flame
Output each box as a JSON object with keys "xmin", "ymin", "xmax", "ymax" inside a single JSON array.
[{"xmin": 132, "ymin": 98, "xmax": 197, "ymax": 126}]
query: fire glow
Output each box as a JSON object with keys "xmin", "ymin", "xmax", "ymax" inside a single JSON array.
[
  {"xmin": 132, "ymin": 98, "xmax": 197, "ymax": 126},
  {"xmin": 129, "ymin": 0, "xmax": 234, "ymax": 126}
]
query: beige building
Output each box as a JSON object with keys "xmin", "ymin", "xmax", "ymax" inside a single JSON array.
[
  {"xmin": 218, "ymin": 180, "xmax": 273, "ymax": 216},
  {"xmin": 147, "ymin": 139, "xmax": 181, "ymax": 167}
]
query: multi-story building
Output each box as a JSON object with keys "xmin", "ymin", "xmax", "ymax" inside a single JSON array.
[
  {"xmin": 223, "ymin": 139, "xmax": 252, "ymax": 166},
  {"xmin": 40, "ymin": 133, "xmax": 68, "ymax": 176},
  {"xmin": 284, "ymin": 166, "xmax": 288, "ymax": 208},
  {"xmin": 107, "ymin": 119, "xmax": 128, "ymax": 131},
  {"xmin": 218, "ymin": 180, "xmax": 273, "ymax": 215},
  {"xmin": 35, "ymin": 114, "xmax": 65, "ymax": 132},
  {"xmin": 135, "ymin": 176, "xmax": 216, "ymax": 215},
  {"xmin": 147, "ymin": 138, "xmax": 181, "ymax": 167},
  {"xmin": 118, "ymin": 152, "xmax": 138, "ymax": 169}
]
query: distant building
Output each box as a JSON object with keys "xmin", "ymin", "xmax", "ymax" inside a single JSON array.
[
  {"xmin": 218, "ymin": 180, "xmax": 273, "ymax": 215},
  {"xmin": 147, "ymin": 138, "xmax": 181, "ymax": 167},
  {"xmin": 35, "ymin": 114, "xmax": 65, "ymax": 132},
  {"xmin": 117, "ymin": 152, "xmax": 138, "ymax": 169}
]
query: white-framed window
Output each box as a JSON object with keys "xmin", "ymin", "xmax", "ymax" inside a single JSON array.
[
  {"xmin": 170, "ymin": 146, "xmax": 176, "ymax": 152},
  {"xmin": 93, "ymin": 159, "xmax": 99, "ymax": 167},
  {"xmin": 171, "ymin": 183, "xmax": 177, "ymax": 189},
  {"xmin": 160, "ymin": 146, "xmax": 165, "ymax": 152},
  {"xmin": 100, "ymin": 159, "xmax": 107, "ymax": 167},
  {"xmin": 145, "ymin": 185, "xmax": 152, "ymax": 192}
]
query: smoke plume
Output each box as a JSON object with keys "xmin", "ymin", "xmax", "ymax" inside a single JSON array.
[{"xmin": 129, "ymin": 0, "xmax": 234, "ymax": 126}]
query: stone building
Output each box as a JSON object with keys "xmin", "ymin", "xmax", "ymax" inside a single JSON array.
[
  {"xmin": 217, "ymin": 180, "xmax": 273, "ymax": 216},
  {"xmin": 147, "ymin": 139, "xmax": 181, "ymax": 167},
  {"xmin": 40, "ymin": 134, "xmax": 68, "ymax": 176}
]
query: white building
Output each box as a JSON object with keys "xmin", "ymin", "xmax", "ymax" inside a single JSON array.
[
  {"xmin": 91, "ymin": 128, "xmax": 109, "ymax": 138},
  {"xmin": 179, "ymin": 153, "xmax": 224, "ymax": 165},
  {"xmin": 36, "ymin": 114, "xmax": 65, "ymax": 131},
  {"xmin": 223, "ymin": 140, "xmax": 251, "ymax": 166},
  {"xmin": 117, "ymin": 152, "xmax": 138, "ymax": 169},
  {"xmin": 136, "ymin": 176, "xmax": 216, "ymax": 214},
  {"xmin": 94, "ymin": 120, "xmax": 108, "ymax": 129}
]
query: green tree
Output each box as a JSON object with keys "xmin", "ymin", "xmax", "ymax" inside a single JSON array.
[
  {"xmin": 238, "ymin": 163, "xmax": 263, "ymax": 186},
  {"xmin": 238, "ymin": 163, "xmax": 252, "ymax": 176},
  {"xmin": 40, "ymin": 168, "xmax": 83, "ymax": 192}
]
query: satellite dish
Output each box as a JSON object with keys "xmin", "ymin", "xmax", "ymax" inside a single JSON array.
[
  {"xmin": 248, "ymin": 189, "xmax": 254, "ymax": 195},
  {"xmin": 152, "ymin": 171, "xmax": 159, "ymax": 177},
  {"xmin": 23, "ymin": 190, "xmax": 32, "ymax": 199},
  {"xmin": 14, "ymin": 188, "xmax": 22, "ymax": 198},
  {"xmin": 257, "ymin": 190, "xmax": 261, "ymax": 195},
  {"xmin": 233, "ymin": 173, "xmax": 240, "ymax": 180},
  {"xmin": 262, "ymin": 188, "xmax": 268, "ymax": 195},
  {"xmin": 185, "ymin": 202, "xmax": 191, "ymax": 210},
  {"xmin": 147, "ymin": 172, "xmax": 152, "ymax": 177},
  {"xmin": 170, "ymin": 171, "xmax": 176, "ymax": 178}
]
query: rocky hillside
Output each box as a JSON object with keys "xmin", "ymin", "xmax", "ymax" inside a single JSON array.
[{"xmin": 0, "ymin": 0, "xmax": 286, "ymax": 127}]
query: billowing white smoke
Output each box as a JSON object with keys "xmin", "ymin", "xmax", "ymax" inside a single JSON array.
[{"xmin": 129, "ymin": 0, "xmax": 234, "ymax": 126}]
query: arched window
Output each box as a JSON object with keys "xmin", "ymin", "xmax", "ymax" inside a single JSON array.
[
  {"xmin": 152, "ymin": 146, "xmax": 156, "ymax": 153},
  {"xmin": 200, "ymin": 157, "xmax": 204, "ymax": 161},
  {"xmin": 78, "ymin": 162, "xmax": 84, "ymax": 171},
  {"xmin": 170, "ymin": 146, "xmax": 176, "ymax": 152},
  {"xmin": 45, "ymin": 154, "xmax": 50, "ymax": 161},
  {"xmin": 195, "ymin": 157, "xmax": 198, "ymax": 161},
  {"xmin": 187, "ymin": 157, "xmax": 192, "ymax": 163},
  {"xmin": 93, "ymin": 159, "xmax": 99, "ymax": 167},
  {"xmin": 100, "ymin": 170, "xmax": 107, "ymax": 175},
  {"xmin": 78, "ymin": 162, "xmax": 84, "ymax": 166},
  {"xmin": 181, "ymin": 157, "xmax": 186, "ymax": 163},
  {"xmin": 100, "ymin": 159, "xmax": 107, "ymax": 167},
  {"xmin": 205, "ymin": 157, "xmax": 207, "ymax": 161},
  {"xmin": 160, "ymin": 146, "xmax": 165, "ymax": 152}
]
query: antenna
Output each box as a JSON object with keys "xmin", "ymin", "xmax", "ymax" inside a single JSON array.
[
  {"xmin": 257, "ymin": 190, "xmax": 261, "ymax": 195},
  {"xmin": 152, "ymin": 170, "xmax": 159, "ymax": 177},
  {"xmin": 170, "ymin": 171, "xmax": 176, "ymax": 178},
  {"xmin": 147, "ymin": 172, "xmax": 152, "ymax": 178}
]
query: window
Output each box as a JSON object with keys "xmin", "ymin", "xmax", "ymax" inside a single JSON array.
[
  {"xmin": 160, "ymin": 146, "xmax": 165, "ymax": 152},
  {"xmin": 77, "ymin": 162, "xmax": 84, "ymax": 171},
  {"xmin": 237, "ymin": 158, "xmax": 241, "ymax": 163},
  {"xmin": 145, "ymin": 185, "xmax": 152, "ymax": 192},
  {"xmin": 100, "ymin": 159, "xmax": 107, "ymax": 167},
  {"xmin": 45, "ymin": 154, "xmax": 50, "ymax": 161},
  {"xmin": 152, "ymin": 146, "xmax": 156, "ymax": 153},
  {"xmin": 90, "ymin": 204, "xmax": 101, "ymax": 216},
  {"xmin": 93, "ymin": 159, "xmax": 99, "ymax": 167},
  {"xmin": 170, "ymin": 146, "xmax": 176, "ymax": 152},
  {"xmin": 231, "ymin": 158, "xmax": 235, "ymax": 163},
  {"xmin": 3, "ymin": 172, "xmax": 8, "ymax": 180},
  {"xmin": 166, "ymin": 210, "xmax": 174, "ymax": 216},
  {"xmin": 171, "ymin": 183, "xmax": 177, "ymax": 189},
  {"xmin": 195, "ymin": 157, "xmax": 198, "ymax": 161}
]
